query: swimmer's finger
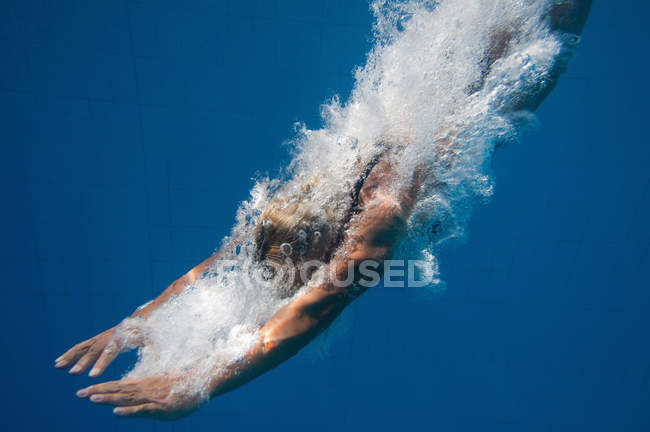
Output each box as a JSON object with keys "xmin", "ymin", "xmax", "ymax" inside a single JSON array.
[
  {"xmin": 55, "ymin": 340, "xmax": 92, "ymax": 369},
  {"xmin": 113, "ymin": 403, "xmax": 160, "ymax": 418},
  {"xmin": 89, "ymin": 392, "xmax": 149, "ymax": 406},
  {"xmin": 77, "ymin": 380, "xmax": 134, "ymax": 397},
  {"xmin": 68, "ymin": 344, "xmax": 103, "ymax": 375},
  {"xmin": 88, "ymin": 342, "xmax": 120, "ymax": 378}
]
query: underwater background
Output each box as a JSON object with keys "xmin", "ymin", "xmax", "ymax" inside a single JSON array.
[{"xmin": 1, "ymin": 1, "xmax": 649, "ymax": 431}]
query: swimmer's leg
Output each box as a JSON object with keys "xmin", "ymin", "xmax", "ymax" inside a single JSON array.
[
  {"xmin": 514, "ymin": 0, "xmax": 592, "ymax": 112},
  {"xmin": 549, "ymin": 0, "xmax": 592, "ymax": 35},
  {"xmin": 468, "ymin": 1, "xmax": 591, "ymax": 102}
]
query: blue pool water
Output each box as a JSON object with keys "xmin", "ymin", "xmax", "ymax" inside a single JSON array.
[{"xmin": 2, "ymin": 1, "xmax": 650, "ymax": 431}]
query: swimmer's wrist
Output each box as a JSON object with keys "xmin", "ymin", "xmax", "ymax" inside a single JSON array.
[
  {"xmin": 206, "ymin": 343, "xmax": 271, "ymax": 398},
  {"xmin": 206, "ymin": 369, "xmax": 232, "ymax": 398}
]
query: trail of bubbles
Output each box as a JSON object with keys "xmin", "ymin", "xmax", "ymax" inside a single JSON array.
[{"xmin": 118, "ymin": 0, "xmax": 582, "ymax": 395}]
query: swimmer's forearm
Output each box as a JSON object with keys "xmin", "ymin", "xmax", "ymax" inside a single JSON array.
[
  {"xmin": 207, "ymin": 214, "xmax": 403, "ymax": 396},
  {"xmin": 129, "ymin": 253, "xmax": 220, "ymax": 319},
  {"xmin": 207, "ymin": 280, "xmax": 354, "ymax": 398},
  {"xmin": 205, "ymin": 225, "xmax": 389, "ymax": 397},
  {"xmin": 206, "ymin": 239, "xmax": 397, "ymax": 398}
]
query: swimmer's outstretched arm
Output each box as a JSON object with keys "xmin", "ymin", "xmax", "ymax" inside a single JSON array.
[
  {"xmin": 76, "ymin": 161, "xmax": 421, "ymax": 419},
  {"xmin": 55, "ymin": 252, "xmax": 221, "ymax": 377}
]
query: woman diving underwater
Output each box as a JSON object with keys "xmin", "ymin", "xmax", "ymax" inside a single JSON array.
[{"xmin": 55, "ymin": 0, "xmax": 591, "ymax": 419}]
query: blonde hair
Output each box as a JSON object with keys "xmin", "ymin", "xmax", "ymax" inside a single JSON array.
[{"xmin": 254, "ymin": 178, "xmax": 335, "ymax": 266}]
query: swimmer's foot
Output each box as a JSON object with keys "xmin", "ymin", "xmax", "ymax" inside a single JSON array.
[
  {"xmin": 468, "ymin": 0, "xmax": 591, "ymax": 97},
  {"xmin": 548, "ymin": 0, "xmax": 592, "ymax": 35}
]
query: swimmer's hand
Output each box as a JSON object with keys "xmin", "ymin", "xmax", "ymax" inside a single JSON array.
[
  {"xmin": 76, "ymin": 374, "xmax": 201, "ymax": 420},
  {"xmin": 54, "ymin": 328, "xmax": 122, "ymax": 377},
  {"xmin": 55, "ymin": 254, "xmax": 221, "ymax": 378}
]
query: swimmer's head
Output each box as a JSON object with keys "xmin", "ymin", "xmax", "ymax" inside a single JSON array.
[{"xmin": 254, "ymin": 179, "xmax": 335, "ymax": 267}]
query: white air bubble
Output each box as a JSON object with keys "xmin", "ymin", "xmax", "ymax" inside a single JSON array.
[{"xmin": 280, "ymin": 243, "xmax": 293, "ymax": 256}]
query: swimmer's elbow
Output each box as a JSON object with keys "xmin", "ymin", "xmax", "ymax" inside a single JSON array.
[
  {"xmin": 260, "ymin": 248, "xmax": 380, "ymax": 353},
  {"xmin": 347, "ymin": 244, "xmax": 389, "ymax": 267},
  {"xmin": 261, "ymin": 293, "xmax": 342, "ymax": 354},
  {"xmin": 260, "ymin": 307, "xmax": 314, "ymax": 353}
]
